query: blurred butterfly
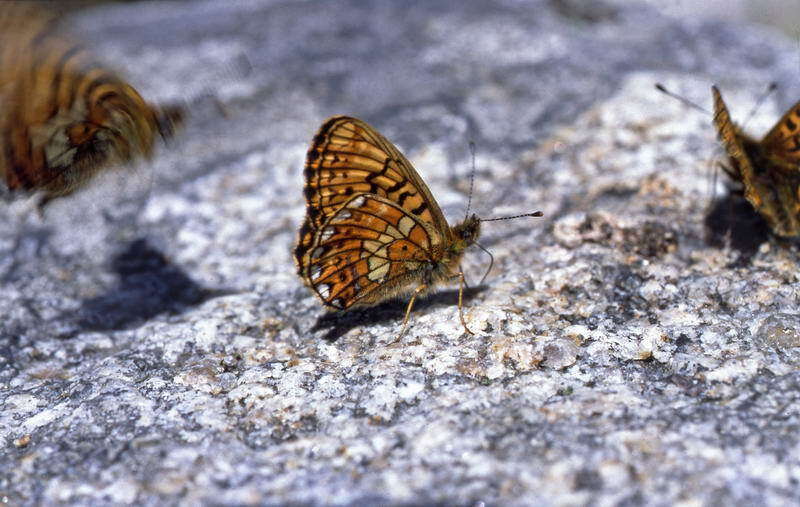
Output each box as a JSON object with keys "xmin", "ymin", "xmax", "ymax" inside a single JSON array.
[
  {"xmin": 295, "ymin": 116, "xmax": 542, "ymax": 336},
  {"xmin": 0, "ymin": 3, "xmax": 183, "ymax": 210},
  {"xmin": 712, "ymin": 85, "xmax": 800, "ymax": 237}
]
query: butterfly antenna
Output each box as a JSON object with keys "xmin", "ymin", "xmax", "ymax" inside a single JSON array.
[
  {"xmin": 742, "ymin": 82, "xmax": 778, "ymax": 129},
  {"xmin": 480, "ymin": 211, "xmax": 543, "ymax": 221},
  {"xmin": 475, "ymin": 241, "xmax": 494, "ymax": 285},
  {"xmin": 465, "ymin": 141, "xmax": 477, "ymax": 221},
  {"xmin": 655, "ymin": 83, "xmax": 710, "ymax": 115}
]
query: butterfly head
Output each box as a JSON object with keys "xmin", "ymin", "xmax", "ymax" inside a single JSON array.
[{"xmin": 451, "ymin": 213, "xmax": 481, "ymax": 252}]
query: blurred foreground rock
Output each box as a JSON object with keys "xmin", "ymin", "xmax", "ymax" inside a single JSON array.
[{"xmin": 2, "ymin": 0, "xmax": 800, "ymax": 504}]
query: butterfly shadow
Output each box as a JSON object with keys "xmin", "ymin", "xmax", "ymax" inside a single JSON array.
[
  {"xmin": 310, "ymin": 285, "xmax": 488, "ymax": 342},
  {"xmin": 704, "ymin": 193, "xmax": 772, "ymax": 263},
  {"xmin": 71, "ymin": 238, "xmax": 235, "ymax": 332}
]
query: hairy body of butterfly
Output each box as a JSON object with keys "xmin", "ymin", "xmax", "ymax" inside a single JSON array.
[
  {"xmin": 0, "ymin": 3, "xmax": 183, "ymax": 208},
  {"xmin": 295, "ymin": 116, "xmax": 482, "ymax": 335},
  {"xmin": 712, "ymin": 86, "xmax": 800, "ymax": 237}
]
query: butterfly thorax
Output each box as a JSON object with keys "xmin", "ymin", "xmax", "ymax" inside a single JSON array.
[{"xmin": 414, "ymin": 213, "xmax": 480, "ymax": 285}]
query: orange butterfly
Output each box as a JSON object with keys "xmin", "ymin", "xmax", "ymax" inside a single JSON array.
[
  {"xmin": 0, "ymin": 3, "xmax": 183, "ymax": 209},
  {"xmin": 295, "ymin": 116, "xmax": 541, "ymax": 335},
  {"xmin": 712, "ymin": 85, "xmax": 800, "ymax": 237}
]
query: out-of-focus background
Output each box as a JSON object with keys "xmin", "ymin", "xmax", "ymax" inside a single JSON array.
[
  {"xmin": 66, "ymin": 0, "xmax": 800, "ymax": 37},
  {"xmin": 648, "ymin": 0, "xmax": 799, "ymax": 35},
  {"xmin": 3, "ymin": 0, "xmax": 800, "ymax": 505}
]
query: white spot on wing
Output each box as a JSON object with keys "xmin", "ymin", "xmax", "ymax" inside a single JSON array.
[
  {"xmin": 317, "ymin": 284, "xmax": 331, "ymax": 299},
  {"xmin": 398, "ymin": 216, "xmax": 415, "ymax": 236},
  {"xmin": 367, "ymin": 258, "xmax": 390, "ymax": 282},
  {"xmin": 364, "ymin": 240, "xmax": 381, "ymax": 253},
  {"xmin": 385, "ymin": 226, "xmax": 401, "ymax": 239},
  {"xmin": 310, "ymin": 265, "xmax": 322, "ymax": 281},
  {"xmin": 321, "ymin": 227, "xmax": 334, "ymax": 241},
  {"xmin": 349, "ymin": 195, "xmax": 366, "ymax": 208},
  {"xmin": 41, "ymin": 128, "xmax": 72, "ymax": 167}
]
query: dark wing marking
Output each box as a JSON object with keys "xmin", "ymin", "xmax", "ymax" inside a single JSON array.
[{"xmin": 762, "ymin": 100, "xmax": 800, "ymax": 169}]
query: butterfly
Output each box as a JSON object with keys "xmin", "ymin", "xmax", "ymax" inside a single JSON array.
[
  {"xmin": 0, "ymin": 2, "xmax": 183, "ymax": 209},
  {"xmin": 712, "ymin": 85, "xmax": 800, "ymax": 237},
  {"xmin": 295, "ymin": 116, "xmax": 541, "ymax": 336}
]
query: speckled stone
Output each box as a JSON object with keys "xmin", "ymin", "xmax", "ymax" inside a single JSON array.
[{"xmin": 2, "ymin": 0, "xmax": 800, "ymax": 505}]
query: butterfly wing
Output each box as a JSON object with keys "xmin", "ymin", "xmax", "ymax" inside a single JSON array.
[
  {"xmin": 0, "ymin": 3, "xmax": 183, "ymax": 204},
  {"xmin": 712, "ymin": 86, "xmax": 764, "ymax": 209},
  {"xmin": 295, "ymin": 116, "xmax": 450, "ymax": 269},
  {"xmin": 301, "ymin": 194, "xmax": 442, "ymax": 310},
  {"xmin": 713, "ymin": 87, "xmax": 800, "ymax": 236},
  {"xmin": 761, "ymin": 100, "xmax": 800, "ymax": 168}
]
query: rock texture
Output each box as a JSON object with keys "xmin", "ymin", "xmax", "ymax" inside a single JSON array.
[{"xmin": 2, "ymin": 0, "xmax": 800, "ymax": 505}]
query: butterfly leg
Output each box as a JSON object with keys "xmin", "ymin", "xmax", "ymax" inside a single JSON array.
[
  {"xmin": 397, "ymin": 283, "xmax": 428, "ymax": 339},
  {"xmin": 459, "ymin": 264, "xmax": 471, "ymax": 289},
  {"xmin": 455, "ymin": 270, "xmax": 474, "ymax": 335}
]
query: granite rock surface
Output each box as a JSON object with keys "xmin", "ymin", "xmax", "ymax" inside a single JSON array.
[{"xmin": 2, "ymin": 0, "xmax": 800, "ymax": 505}]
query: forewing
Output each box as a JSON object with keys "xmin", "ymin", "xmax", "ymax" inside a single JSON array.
[
  {"xmin": 296, "ymin": 116, "xmax": 449, "ymax": 270},
  {"xmin": 302, "ymin": 194, "xmax": 441, "ymax": 310},
  {"xmin": 712, "ymin": 86, "xmax": 762, "ymax": 207},
  {"xmin": 761, "ymin": 100, "xmax": 800, "ymax": 168}
]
